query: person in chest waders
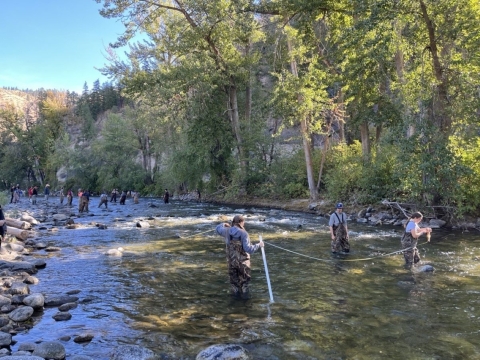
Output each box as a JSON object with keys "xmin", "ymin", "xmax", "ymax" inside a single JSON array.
[
  {"xmin": 401, "ymin": 212, "xmax": 432, "ymax": 267},
  {"xmin": 329, "ymin": 202, "xmax": 350, "ymax": 253},
  {"xmin": 216, "ymin": 215, "xmax": 264, "ymax": 299}
]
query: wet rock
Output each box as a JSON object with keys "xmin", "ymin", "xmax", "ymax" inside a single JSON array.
[
  {"xmin": 20, "ymin": 214, "xmax": 39, "ymax": 225},
  {"xmin": 418, "ymin": 265, "xmax": 435, "ymax": 272},
  {"xmin": 8, "ymin": 306, "xmax": 34, "ymax": 322},
  {"xmin": 70, "ymin": 356, "xmax": 94, "ymax": 360},
  {"xmin": 109, "ymin": 345, "xmax": 157, "ymax": 360},
  {"xmin": 66, "ymin": 224, "xmax": 79, "ymax": 229},
  {"xmin": 23, "ymin": 293, "xmax": 44, "ymax": 310},
  {"xmin": 8, "ymin": 243, "xmax": 24, "ymax": 252},
  {"xmin": 0, "ymin": 295, "xmax": 11, "ymax": 307},
  {"xmin": 66, "ymin": 289, "xmax": 81, "ymax": 295},
  {"xmin": 52, "ymin": 214, "xmax": 69, "ymax": 221},
  {"xmin": 9, "ymin": 283, "xmax": 30, "ymax": 296},
  {"xmin": 44, "ymin": 295, "xmax": 79, "ymax": 307},
  {"xmin": 73, "ymin": 333, "xmax": 94, "ymax": 343},
  {"xmin": 429, "ymin": 219, "xmax": 446, "ymax": 228},
  {"xmin": 196, "ymin": 344, "xmax": 249, "ymax": 360},
  {"xmin": 0, "ymin": 331, "xmax": 12, "ymax": 346},
  {"xmin": 34, "ymin": 242, "xmax": 47, "ymax": 249},
  {"xmin": 23, "ymin": 275, "xmax": 39, "ymax": 285},
  {"xmin": 58, "ymin": 302, "xmax": 77, "ymax": 311},
  {"xmin": 0, "ymin": 261, "xmax": 37, "ymax": 274},
  {"xmin": 30, "ymin": 259, "xmax": 46, "ymax": 269},
  {"xmin": 32, "ymin": 341, "xmax": 66, "ymax": 360},
  {"xmin": 17, "ymin": 341, "xmax": 36, "ymax": 352},
  {"xmin": 52, "ymin": 311, "xmax": 72, "ymax": 321},
  {"xmin": 45, "ymin": 246, "xmax": 61, "ymax": 252}
]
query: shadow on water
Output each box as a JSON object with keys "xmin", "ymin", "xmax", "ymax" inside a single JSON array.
[{"xmin": 11, "ymin": 199, "xmax": 480, "ymax": 359}]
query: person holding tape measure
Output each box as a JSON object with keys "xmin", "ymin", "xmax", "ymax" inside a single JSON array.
[
  {"xmin": 329, "ymin": 202, "xmax": 350, "ymax": 254},
  {"xmin": 216, "ymin": 215, "xmax": 264, "ymax": 299},
  {"xmin": 401, "ymin": 212, "xmax": 432, "ymax": 267}
]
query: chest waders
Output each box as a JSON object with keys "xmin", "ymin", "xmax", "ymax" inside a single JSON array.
[
  {"xmin": 227, "ymin": 237, "xmax": 251, "ymax": 297},
  {"xmin": 332, "ymin": 213, "xmax": 350, "ymax": 253},
  {"xmin": 401, "ymin": 232, "xmax": 420, "ymax": 265}
]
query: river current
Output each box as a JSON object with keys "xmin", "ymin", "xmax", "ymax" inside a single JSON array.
[{"xmin": 9, "ymin": 198, "xmax": 480, "ymax": 359}]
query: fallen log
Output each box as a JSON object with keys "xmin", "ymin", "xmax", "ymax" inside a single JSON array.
[
  {"xmin": 6, "ymin": 226, "xmax": 29, "ymax": 241},
  {"xmin": 6, "ymin": 218, "xmax": 31, "ymax": 230}
]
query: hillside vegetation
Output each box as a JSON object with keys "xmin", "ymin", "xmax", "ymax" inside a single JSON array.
[{"xmin": 1, "ymin": 0, "xmax": 480, "ymax": 219}]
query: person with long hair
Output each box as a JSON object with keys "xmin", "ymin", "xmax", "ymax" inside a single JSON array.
[
  {"xmin": 216, "ymin": 215, "xmax": 264, "ymax": 298},
  {"xmin": 401, "ymin": 212, "xmax": 432, "ymax": 266}
]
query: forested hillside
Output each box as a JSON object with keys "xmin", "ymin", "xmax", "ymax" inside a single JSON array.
[{"xmin": 1, "ymin": 0, "xmax": 480, "ymax": 217}]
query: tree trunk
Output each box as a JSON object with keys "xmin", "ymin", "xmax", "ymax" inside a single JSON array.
[
  {"xmin": 359, "ymin": 121, "xmax": 370, "ymax": 158},
  {"xmin": 6, "ymin": 226, "xmax": 30, "ymax": 241},
  {"xmin": 419, "ymin": 0, "xmax": 451, "ymax": 132},
  {"xmin": 286, "ymin": 37, "xmax": 318, "ymax": 201}
]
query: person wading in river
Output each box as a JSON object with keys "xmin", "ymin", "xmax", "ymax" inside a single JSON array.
[
  {"xmin": 401, "ymin": 212, "xmax": 432, "ymax": 267},
  {"xmin": 329, "ymin": 202, "xmax": 350, "ymax": 253},
  {"xmin": 216, "ymin": 215, "xmax": 264, "ymax": 298}
]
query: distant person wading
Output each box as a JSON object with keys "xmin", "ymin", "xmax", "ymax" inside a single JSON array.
[{"xmin": 329, "ymin": 202, "xmax": 350, "ymax": 253}]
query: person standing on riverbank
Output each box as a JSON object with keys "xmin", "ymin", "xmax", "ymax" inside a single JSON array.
[
  {"xmin": 0, "ymin": 205, "xmax": 6, "ymax": 248},
  {"xmin": 164, "ymin": 189, "xmax": 170, "ymax": 204},
  {"xmin": 329, "ymin": 202, "xmax": 350, "ymax": 253},
  {"xmin": 31, "ymin": 186, "xmax": 38, "ymax": 205},
  {"xmin": 59, "ymin": 187, "xmax": 65, "ymax": 204},
  {"xmin": 401, "ymin": 212, "xmax": 432, "ymax": 267},
  {"xmin": 216, "ymin": 215, "xmax": 264, "ymax": 298}
]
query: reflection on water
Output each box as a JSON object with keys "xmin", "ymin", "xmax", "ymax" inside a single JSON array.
[{"xmin": 13, "ymin": 200, "xmax": 480, "ymax": 359}]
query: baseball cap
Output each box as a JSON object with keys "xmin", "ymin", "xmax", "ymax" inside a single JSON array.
[{"xmin": 336, "ymin": 202, "xmax": 343, "ymax": 209}]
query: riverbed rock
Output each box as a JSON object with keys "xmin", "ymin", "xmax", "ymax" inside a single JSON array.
[
  {"xmin": 109, "ymin": 345, "xmax": 157, "ymax": 360},
  {"xmin": 428, "ymin": 219, "xmax": 446, "ymax": 228},
  {"xmin": 0, "ymin": 331, "xmax": 12, "ymax": 346},
  {"xmin": 58, "ymin": 302, "xmax": 77, "ymax": 311},
  {"xmin": 0, "ymin": 261, "xmax": 37, "ymax": 274},
  {"xmin": 20, "ymin": 214, "xmax": 39, "ymax": 225},
  {"xmin": 0, "ymin": 295, "xmax": 11, "ymax": 307},
  {"xmin": 32, "ymin": 341, "xmax": 66, "ymax": 360},
  {"xmin": 8, "ymin": 306, "xmax": 34, "ymax": 322},
  {"xmin": 23, "ymin": 293, "xmax": 44, "ymax": 309},
  {"xmin": 69, "ymin": 356, "xmax": 94, "ymax": 360},
  {"xmin": 52, "ymin": 214, "xmax": 69, "ymax": 221},
  {"xmin": 53, "ymin": 311, "xmax": 72, "ymax": 321},
  {"xmin": 9, "ymin": 282, "xmax": 30, "ymax": 295},
  {"xmin": 17, "ymin": 342, "xmax": 37, "ymax": 352},
  {"xmin": 73, "ymin": 333, "xmax": 94, "ymax": 343},
  {"xmin": 418, "ymin": 264, "xmax": 435, "ymax": 272},
  {"xmin": 196, "ymin": 344, "xmax": 250, "ymax": 360},
  {"xmin": 44, "ymin": 295, "xmax": 79, "ymax": 307}
]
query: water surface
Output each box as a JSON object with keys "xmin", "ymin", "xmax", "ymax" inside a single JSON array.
[{"xmin": 12, "ymin": 199, "xmax": 480, "ymax": 359}]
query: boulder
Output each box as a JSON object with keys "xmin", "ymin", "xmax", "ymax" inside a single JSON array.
[
  {"xmin": 196, "ymin": 344, "xmax": 249, "ymax": 360},
  {"xmin": 32, "ymin": 341, "xmax": 66, "ymax": 360}
]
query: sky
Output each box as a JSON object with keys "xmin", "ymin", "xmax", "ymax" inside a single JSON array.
[{"xmin": 0, "ymin": 0, "xmax": 131, "ymax": 93}]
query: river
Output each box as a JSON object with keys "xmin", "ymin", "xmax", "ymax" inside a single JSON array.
[{"xmin": 9, "ymin": 198, "xmax": 480, "ymax": 359}]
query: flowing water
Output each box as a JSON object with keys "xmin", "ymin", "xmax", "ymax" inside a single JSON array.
[{"xmin": 10, "ymin": 199, "xmax": 480, "ymax": 359}]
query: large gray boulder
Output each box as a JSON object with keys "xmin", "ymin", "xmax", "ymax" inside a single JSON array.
[
  {"xmin": 32, "ymin": 341, "xmax": 66, "ymax": 360},
  {"xmin": 8, "ymin": 306, "xmax": 34, "ymax": 322}
]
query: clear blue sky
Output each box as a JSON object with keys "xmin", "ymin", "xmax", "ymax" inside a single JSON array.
[{"xmin": 0, "ymin": 0, "xmax": 129, "ymax": 93}]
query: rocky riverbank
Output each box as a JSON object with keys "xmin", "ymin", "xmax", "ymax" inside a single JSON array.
[{"xmin": 208, "ymin": 195, "xmax": 480, "ymax": 230}]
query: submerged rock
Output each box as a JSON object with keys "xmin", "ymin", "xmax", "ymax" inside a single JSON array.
[{"xmin": 196, "ymin": 344, "xmax": 249, "ymax": 360}]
